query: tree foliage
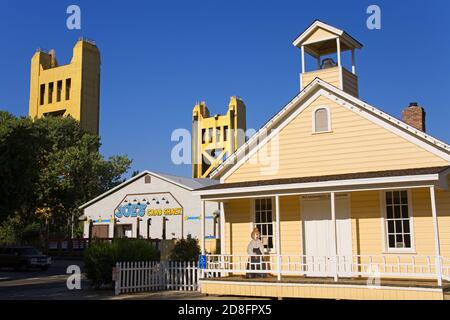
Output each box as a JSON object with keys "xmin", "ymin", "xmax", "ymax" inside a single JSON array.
[
  {"xmin": 84, "ymin": 239, "xmax": 159, "ymax": 288},
  {"xmin": 169, "ymin": 235, "xmax": 201, "ymax": 262},
  {"xmin": 0, "ymin": 111, "xmax": 132, "ymax": 242}
]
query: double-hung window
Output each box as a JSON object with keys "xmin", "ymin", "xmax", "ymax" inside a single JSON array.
[
  {"xmin": 254, "ymin": 198, "xmax": 274, "ymax": 251},
  {"xmin": 384, "ymin": 190, "xmax": 413, "ymax": 251}
]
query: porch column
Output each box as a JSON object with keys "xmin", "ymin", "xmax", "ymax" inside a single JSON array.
[
  {"xmin": 219, "ymin": 202, "xmax": 226, "ymax": 254},
  {"xmin": 219, "ymin": 202, "xmax": 227, "ymax": 276},
  {"xmin": 330, "ymin": 192, "xmax": 338, "ymax": 282},
  {"xmin": 351, "ymin": 49, "xmax": 356, "ymax": 74},
  {"xmin": 275, "ymin": 195, "xmax": 282, "ymax": 281},
  {"xmin": 430, "ymin": 186, "xmax": 443, "ymax": 286},
  {"xmin": 300, "ymin": 45, "xmax": 306, "ymax": 90},
  {"xmin": 201, "ymin": 200, "xmax": 206, "ymax": 255},
  {"xmin": 336, "ymin": 38, "xmax": 343, "ymax": 90},
  {"xmin": 336, "ymin": 38, "xmax": 342, "ymax": 67},
  {"xmin": 301, "ymin": 46, "xmax": 306, "ymax": 73}
]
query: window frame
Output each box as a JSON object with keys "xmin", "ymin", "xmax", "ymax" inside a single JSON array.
[
  {"xmin": 312, "ymin": 106, "xmax": 332, "ymax": 134},
  {"xmin": 251, "ymin": 197, "xmax": 275, "ymax": 253},
  {"xmin": 56, "ymin": 80, "xmax": 63, "ymax": 102},
  {"xmin": 48, "ymin": 82, "xmax": 54, "ymax": 104},
  {"xmin": 39, "ymin": 84, "xmax": 46, "ymax": 105},
  {"xmin": 208, "ymin": 128, "xmax": 213, "ymax": 143},
  {"xmin": 380, "ymin": 190, "xmax": 416, "ymax": 254},
  {"xmin": 215, "ymin": 127, "xmax": 221, "ymax": 142},
  {"xmin": 65, "ymin": 78, "xmax": 71, "ymax": 101},
  {"xmin": 223, "ymin": 126, "xmax": 229, "ymax": 142}
]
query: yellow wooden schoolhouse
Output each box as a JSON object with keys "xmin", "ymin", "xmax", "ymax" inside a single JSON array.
[{"xmin": 194, "ymin": 20, "xmax": 450, "ymax": 300}]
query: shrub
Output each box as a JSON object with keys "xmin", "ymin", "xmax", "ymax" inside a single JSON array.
[
  {"xmin": 169, "ymin": 235, "xmax": 201, "ymax": 262},
  {"xmin": 84, "ymin": 239, "xmax": 159, "ymax": 288},
  {"xmin": 0, "ymin": 217, "xmax": 43, "ymax": 247},
  {"xmin": 21, "ymin": 223, "xmax": 42, "ymax": 244},
  {"xmin": 0, "ymin": 217, "xmax": 19, "ymax": 245}
]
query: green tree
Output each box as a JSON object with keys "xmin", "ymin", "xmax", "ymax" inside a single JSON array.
[
  {"xmin": 0, "ymin": 112, "xmax": 42, "ymax": 224},
  {"xmin": 0, "ymin": 112, "xmax": 132, "ymax": 243}
]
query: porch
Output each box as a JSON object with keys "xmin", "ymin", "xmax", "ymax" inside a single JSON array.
[
  {"xmin": 199, "ymin": 253, "xmax": 450, "ymax": 300},
  {"xmin": 195, "ymin": 167, "xmax": 450, "ymax": 299},
  {"xmin": 200, "ymin": 275, "xmax": 450, "ymax": 300}
]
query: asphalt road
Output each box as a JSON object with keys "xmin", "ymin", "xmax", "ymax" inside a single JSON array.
[
  {"xmin": 0, "ymin": 259, "xmax": 252, "ymax": 300},
  {"xmin": 0, "ymin": 259, "xmax": 103, "ymax": 300}
]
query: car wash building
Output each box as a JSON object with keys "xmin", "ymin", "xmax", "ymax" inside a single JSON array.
[{"xmin": 79, "ymin": 171, "xmax": 220, "ymax": 250}]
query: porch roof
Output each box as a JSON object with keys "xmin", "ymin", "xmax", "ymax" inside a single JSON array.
[{"xmin": 195, "ymin": 166, "xmax": 450, "ymax": 198}]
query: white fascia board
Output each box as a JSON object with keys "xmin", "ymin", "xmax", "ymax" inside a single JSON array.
[
  {"xmin": 199, "ymin": 185, "xmax": 436, "ymax": 202},
  {"xmin": 194, "ymin": 174, "xmax": 440, "ymax": 197},
  {"xmin": 212, "ymin": 79, "xmax": 450, "ymax": 181},
  {"xmin": 302, "ymin": 35, "xmax": 338, "ymax": 46},
  {"xmin": 79, "ymin": 171, "xmax": 197, "ymax": 210},
  {"xmin": 320, "ymin": 95, "xmax": 450, "ymax": 162},
  {"xmin": 78, "ymin": 171, "xmax": 151, "ymax": 210},
  {"xmin": 317, "ymin": 81, "xmax": 450, "ymax": 159},
  {"xmin": 210, "ymin": 79, "xmax": 321, "ymax": 179},
  {"xmin": 293, "ymin": 21, "xmax": 343, "ymax": 47},
  {"xmin": 220, "ymin": 89, "xmax": 327, "ymax": 182}
]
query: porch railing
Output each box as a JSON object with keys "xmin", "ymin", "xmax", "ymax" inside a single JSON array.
[
  {"xmin": 441, "ymin": 257, "xmax": 450, "ymax": 281},
  {"xmin": 114, "ymin": 261, "xmax": 199, "ymax": 295},
  {"xmin": 204, "ymin": 254, "xmax": 448, "ymax": 282}
]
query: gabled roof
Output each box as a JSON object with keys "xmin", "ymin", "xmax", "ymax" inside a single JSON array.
[
  {"xmin": 79, "ymin": 170, "xmax": 219, "ymax": 210},
  {"xmin": 293, "ymin": 20, "xmax": 363, "ymax": 50},
  {"xmin": 209, "ymin": 78, "xmax": 450, "ymax": 180},
  {"xmin": 154, "ymin": 172, "xmax": 219, "ymax": 190}
]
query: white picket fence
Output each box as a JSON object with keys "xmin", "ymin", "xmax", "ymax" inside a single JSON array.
[{"xmin": 114, "ymin": 261, "xmax": 200, "ymax": 295}]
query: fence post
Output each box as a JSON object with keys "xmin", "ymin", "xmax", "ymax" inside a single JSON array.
[{"xmin": 114, "ymin": 262, "xmax": 121, "ymax": 296}]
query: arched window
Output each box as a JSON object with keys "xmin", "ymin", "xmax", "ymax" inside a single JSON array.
[{"xmin": 313, "ymin": 107, "xmax": 331, "ymax": 133}]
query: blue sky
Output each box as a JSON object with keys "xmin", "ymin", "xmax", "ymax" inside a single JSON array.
[{"xmin": 1, "ymin": 0, "xmax": 449, "ymax": 178}]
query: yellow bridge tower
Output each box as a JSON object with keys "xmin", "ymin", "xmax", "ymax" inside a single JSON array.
[
  {"xmin": 192, "ymin": 97, "xmax": 246, "ymax": 178},
  {"xmin": 28, "ymin": 38, "xmax": 101, "ymax": 135}
]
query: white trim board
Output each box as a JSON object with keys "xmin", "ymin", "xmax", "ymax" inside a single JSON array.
[
  {"xmin": 79, "ymin": 170, "xmax": 217, "ymax": 210},
  {"xmin": 211, "ymin": 79, "xmax": 323, "ymax": 180},
  {"xmin": 199, "ymin": 280, "xmax": 442, "ymax": 293},
  {"xmin": 210, "ymin": 78, "xmax": 450, "ymax": 181},
  {"xmin": 194, "ymin": 174, "xmax": 440, "ymax": 197},
  {"xmin": 292, "ymin": 20, "xmax": 363, "ymax": 50},
  {"xmin": 199, "ymin": 185, "xmax": 436, "ymax": 202}
]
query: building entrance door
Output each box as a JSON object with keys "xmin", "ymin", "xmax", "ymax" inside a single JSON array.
[{"xmin": 301, "ymin": 194, "xmax": 352, "ymax": 277}]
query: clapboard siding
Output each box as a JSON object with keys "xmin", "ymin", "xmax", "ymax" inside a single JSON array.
[
  {"xmin": 223, "ymin": 189, "xmax": 450, "ymax": 261},
  {"xmin": 350, "ymin": 191, "xmax": 383, "ymax": 255},
  {"xmin": 225, "ymin": 95, "xmax": 448, "ymax": 183},
  {"xmin": 280, "ymin": 196, "xmax": 302, "ymax": 255},
  {"xmin": 224, "ymin": 199, "xmax": 251, "ymax": 255},
  {"xmin": 302, "ymin": 67, "xmax": 340, "ymax": 89},
  {"xmin": 303, "ymin": 26, "xmax": 336, "ymax": 44},
  {"xmin": 342, "ymin": 67, "xmax": 359, "ymax": 97}
]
